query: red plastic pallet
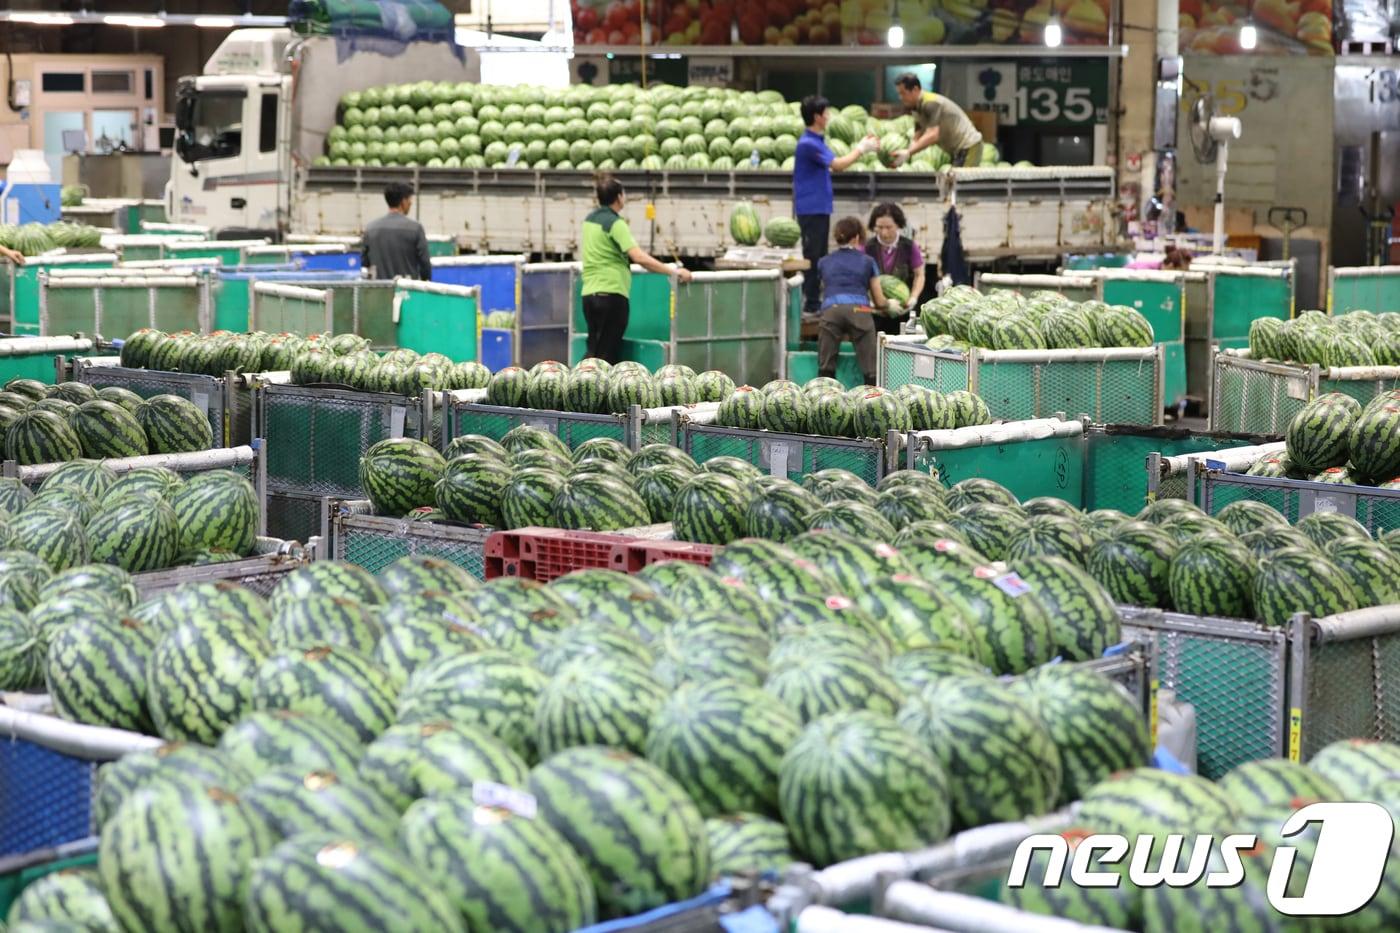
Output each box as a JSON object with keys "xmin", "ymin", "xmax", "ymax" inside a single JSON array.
[
  {"xmin": 483, "ymin": 527, "xmax": 629, "ymax": 582},
  {"xmin": 612, "ymin": 539, "xmax": 717, "ymax": 572}
]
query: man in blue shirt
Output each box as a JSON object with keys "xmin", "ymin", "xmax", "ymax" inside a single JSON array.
[{"xmin": 793, "ymin": 95, "xmax": 878, "ymax": 315}]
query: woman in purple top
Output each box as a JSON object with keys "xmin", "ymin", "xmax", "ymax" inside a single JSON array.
[{"xmin": 864, "ymin": 202, "xmax": 926, "ymax": 336}]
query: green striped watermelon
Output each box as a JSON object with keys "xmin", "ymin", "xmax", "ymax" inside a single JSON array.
[
  {"xmin": 1010, "ymin": 664, "xmax": 1150, "ymax": 806},
  {"xmin": 668, "ymin": 574, "xmax": 778, "ymax": 637},
  {"xmin": 535, "ymin": 621, "xmax": 654, "ymax": 676},
  {"xmin": 39, "ymin": 458, "xmax": 114, "ymax": 499},
  {"xmin": 135, "ymin": 581, "xmax": 271, "ymax": 634},
  {"xmin": 1307, "ymin": 739, "xmax": 1400, "ymax": 798},
  {"xmin": 1217, "ymin": 758, "xmax": 1343, "ymax": 815},
  {"xmin": 1005, "ymin": 514, "xmax": 1094, "ymax": 567},
  {"xmin": 0, "ymin": 607, "xmax": 43, "ymax": 690},
  {"xmin": 6, "ymin": 866, "xmax": 117, "ymax": 931},
  {"xmin": 653, "ymin": 611, "xmax": 771, "ymax": 689},
  {"xmin": 359, "ymin": 720, "xmax": 528, "ymax": 811},
  {"xmin": 99, "ymin": 780, "xmax": 276, "ymax": 933},
  {"xmin": 1216, "ymin": 499, "xmax": 1288, "ymax": 535},
  {"xmin": 1253, "ymin": 547, "xmax": 1361, "ymax": 627},
  {"xmin": 718, "ymin": 386, "xmax": 764, "ymax": 429},
  {"xmin": 1329, "ymin": 537, "xmax": 1400, "ymax": 605},
  {"xmin": 547, "ymin": 570, "xmax": 678, "ymax": 639},
  {"xmin": 896, "ymin": 530, "xmax": 987, "ymax": 575},
  {"xmin": 135, "ymin": 394, "xmax": 214, "ymax": 454},
  {"xmin": 1168, "ymin": 534, "xmax": 1255, "ymax": 618},
  {"xmin": 1013, "ymin": 556, "xmax": 1121, "ymax": 661},
  {"xmin": 1088, "ymin": 521, "xmax": 1177, "ymax": 608},
  {"xmin": 898, "ymin": 676, "xmax": 1061, "ymax": 828},
  {"xmin": 708, "ymin": 538, "xmax": 836, "ymax": 601},
  {"xmin": 922, "ymin": 564, "xmax": 1055, "ymax": 675},
  {"xmin": 695, "ymin": 370, "xmax": 735, "ymax": 403},
  {"xmin": 39, "ymin": 564, "xmax": 137, "ymax": 609},
  {"xmin": 645, "ymin": 678, "xmax": 802, "ymax": 819},
  {"xmin": 87, "ymin": 499, "xmax": 180, "ymax": 573},
  {"xmin": 528, "ymin": 746, "xmax": 710, "ymax": 919},
  {"xmin": 10, "ymin": 508, "xmax": 88, "ymax": 572},
  {"xmin": 1297, "ymin": 510, "xmax": 1371, "ymax": 547},
  {"xmin": 1285, "ymin": 393, "xmax": 1359, "ymax": 473},
  {"xmin": 886, "ymin": 647, "xmax": 992, "ymax": 695},
  {"xmin": 1348, "ymin": 404, "xmax": 1400, "ymax": 481},
  {"xmin": 171, "ymin": 471, "xmax": 259, "ymax": 556},
  {"xmin": 1002, "ymin": 827, "xmax": 1140, "ymax": 929},
  {"xmin": 101, "ymin": 466, "xmax": 182, "ymax": 507},
  {"xmin": 673, "ymin": 472, "xmax": 749, "ymax": 545},
  {"xmin": 874, "ymin": 489, "xmax": 952, "ymax": 531},
  {"xmin": 705, "ymin": 814, "xmax": 794, "ymax": 878},
  {"xmin": 27, "ymin": 486, "xmax": 96, "ymax": 524},
  {"xmin": 700, "ymin": 456, "xmax": 763, "ymax": 483},
  {"xmin": 398, "ymin": 650, "xmax": 547, "ymax": 763},
  {"xmin": 372, "ymin": 593, "xmax": 487, "ymax": 683},
  {"xmin": 267, "ymin": 595, "xmax": 383, "ymax": 655},
  {"xmin": 789, "ymin": 530, "xmax": 914, "ymax": 593},
  {"xmin": 252, "ymin": 646, "xmax": 397, "ymax": 743},
  {"xmin": 444, "ymin": 433, "xmax": 508, "ymax": 462},
  {"xmin": 400, "ymin": 793, "xmax": 597, "ymax": 932},
  {"xmin": 535, "ymin": 655, "xmax": 666, "ymax": 756},
  {"xmin": 632, "ymin": 466, "xmax": 689, "ymax": 524},
  {"xmin": 240, "ymin": 769, "xmax": 399, "ymax": 844},
  {"xmin": 216, "ymin": 710, "xmax": 365, "ymax": 778},
  {"xmin": 148, "ymin": 615, "xmax": 271, "ymax": 743},
  {"xmin": 852, "ymin": 388, "xmax": 912, "ymax": 438},
  {"xmin": 5, "ymin": 409, "xmax": 81, "ymax": 464},
  {"xmin": 563, "ymin": 366, "xmax": 610, "ymax": 413},
  {"xmin": 625, "ymin": 443, "xmax": 698, "ymax": 476},
  {"xmin": 45, "ymin": 614, "xmax": 156, "ymax": 732},
  {"xmin": 502, "ymin": 424, "xmax": 570, "ymax": 459},
  {"xmin": 243, "ymin": 837, "xmax": 465, "ymax": 933},
  {"xmin": 93, "ymin": 742, "xmax": 253, "ymax": 830},
  {"xmin": 361, "ymin": 438, "xmax": 446, "ymax": 517},
  {"xmin": 271, "ymin": 561, "xmax": 387, "ymax": 609},
  {"xmin": 1076, "ymin": 768, "xmax": 1238, "ymax": 839},
  {"xmin": 73, "ymin": 400, "xmax": 149, "ymax": 459},
  {"xmin": 549, "ymin": 474, "xmax": 650, "ymax": 532},
  {"xmin": 947, "ymin": 501, "xmax": 1022, "ymax": 561},
  {"xmin": 378, "ymin": 555, "xmax": 478, "ymax": 597},
  {"xmin": 764, "ymin": 644, "xmax": 902, "ymax": 724},
  {"xmin": 854, "ymin": 574, "xmax": 978, "ymax": 658},
  {"xmin": 779, "ymin": 711, "xmax": 950, "ymax": 867},
  {"xmin": 945, "ymin": 477, "xmax": 1018, "ymax": 510}
]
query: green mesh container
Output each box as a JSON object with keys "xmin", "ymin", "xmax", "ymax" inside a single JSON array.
[
  {"xmin": 1199, "ymin": 470, "xmax": 1400, "ymax": 536},
  {"xmin": 39, "ymin": 273, "xmax": 211, "ymax": 340},
  {"xmin": 446, "ymin": 399, "xmax": 676, "ymax": 452},
  {"xmin": 680, "ymin": 423, "xmax": 887, "ymax": 485},
  {"xmin": 908, "ymin": 418, "xmax": 1085, "ymax": 506},
  {"xmin": 1329, "ymin": 265, "xmax": 1400, "ymax": 314},
  {"xmin": 1084, "ymin": 424, "xmax": 1276, "ymax": 514},
  {"xmin": 0, "ymin": 336, "xmax": 95, "ymax": 386},
  {"xmin": 1210, "ymin": 352, "xmax": 1400, "ymax": 435},
  {"xmin": 18, "ymin": 256, "xmax": 120, "ymax": 335},
  {"xmin": 332, "ymin": 509, "xmax": 492, "ymax": 579}
]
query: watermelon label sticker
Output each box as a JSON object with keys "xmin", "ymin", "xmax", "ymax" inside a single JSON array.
[
  {"xmin": 824, "ymin": 595, "xmax": 852, "ymax": 610},
  {"xmin": 934, "ymin": 539, "xmax": 956, "ymax": 552},
  {"xmin": 992, "ymin": 572, "xmax": 1031, "ymax": 597},
  {"xmin": 505, "ymin": 145, "xmax": 523, "ymax": 167},
  {"xmin": 473, "ymin": 781, "xmax": 537, "ymax": 819}
]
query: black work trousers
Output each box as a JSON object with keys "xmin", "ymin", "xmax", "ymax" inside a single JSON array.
[
  {"xmin": 797, "ymin": 213, "xmax": 830, "ymax": 314},
  {"xmin": 581, "ymin": 293, "xmax": 629, "ymax": 364}
]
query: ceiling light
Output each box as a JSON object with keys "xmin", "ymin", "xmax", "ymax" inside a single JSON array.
[
  {"xmin": 1044, "ymin": 17, "xmax": 1063, "ymax": 47},
  {"xmin": 1239, "ymin": 22, "xmax": 1257, "ymax": 49},
  {"xmin": 194, "ymin": 16, "xmax": 238, "ymax": 28},
  {"xmin": 888, "ymin": 23, "xmax": 905, "ymax": 48},
  {"xmin": 103, "ymin": 14, "xmax": 166, "ymax": 28},
  {"xmin": 11, "ymin": 12, "xmax": 76, "ymax": 25}
]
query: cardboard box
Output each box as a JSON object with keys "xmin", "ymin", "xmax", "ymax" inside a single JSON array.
[{"xmin": 969, "ymin": 110, "xmax": 998, "ymax": 145}]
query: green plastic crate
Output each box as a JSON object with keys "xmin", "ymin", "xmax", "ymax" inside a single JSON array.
[
  {"xmin": 681, "ymin": 422, "xmax": 887, "ymax": 484},
  {"xmin": 785, "ymin": 349, "xmax": 865, "ymax": 388},
  {"xmin": 912, "ymin": 427, "xmax": 1085, "ymax": 506}
]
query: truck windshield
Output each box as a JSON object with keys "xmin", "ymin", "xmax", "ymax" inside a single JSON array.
[{"xmin": 176, "ymin": 90, "xmax": 245, "ymax": 163}]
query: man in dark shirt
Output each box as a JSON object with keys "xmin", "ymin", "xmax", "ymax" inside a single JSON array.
[{"xmin": 363, "ymin": 182, "xmax": 433, "ymax": 280}]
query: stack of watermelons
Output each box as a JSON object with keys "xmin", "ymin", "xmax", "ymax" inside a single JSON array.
[
  {"xmin": 0, "ymin": 461, "xmax": 260, "ymax": 631},
  {"xmin": 1247, "ymin": 389, "xmax": 1400, "ymax": 488},
  {"xmin": 1009, "ymin": 743, "xmax": 1400, "ymax": 928},
  {"xmin": 6, "ymin": 537, "xmax": 1155, "ymax": 930},
  {"xmin": 0, "ymin": 377, "xmax": 213, "ymax": 466},
  {"xmin": 483, "ymin": 358, "xmax": 730, "ymax": 416},
  {"xmin": 919, "ymin": 284, "xmax": 1155, "ymax": 351},
  {"xmin": 715, "ymin": 379, "xmax": 992, "ymax": 438},
  {"xmin": 1249, "ymin": 308, "xmax": 1400, "ymax": 368},
  {"xmin": 118, "ymin": 328, "xmax": 493, "ymax": 394}
]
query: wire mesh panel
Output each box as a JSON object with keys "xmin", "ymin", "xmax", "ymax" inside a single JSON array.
[
  {"xmin": 908, "ymin": 420, "xmax": 1085, "ymax": 506},
  {"xmin": 133, "ymin": 552, "xmax": 308, "ymax": 599},
  {"xmin": 1201, "ymin": 470, "xmax": 1400, "ymax": 533},
  {"xmin": 879, "ymin": 342, "xmax": 971, "ymax": 396},
  {"xmin": 40, "ymin": 277, "xmax": 211, "ymax": 339},
  {"xmin": 680, "ymin": 423, "xmax": 887, "ymax": 484},
  {"xmin": 672, "ymin": 274, "xmax": 784, "ymax": 388},
  {"xmin": 333, "ymin": 510, "xmax": 492, "ymax": 579},
  {"xmin": 257, "ymin": 383, "xmax": 427, "ymax": 499},
  {"xmin": 1329, "ymin": 265, "xmax": 1400, "ymax": 314},
  {"xmin": 14, "ymin": 256, "xmax": 119, "ymax": 335},
  {"xmin": 1292, "ymin": 610, "xmax": 1400, "ymax": 760},
  {"xmin": 1319, "ymin": 369, "xmax": 1400, "ymax": 408},
  {"xmin": 448, "ymin": 402, "xmax": 629, "ymax": 449},
  {"xmin": 0, "ymin": 741, "xmax": 95, "ymax": 857},
  {"xmin": 266, "ymin": 491, "xmax": 326, "ymax": 546},
  {"xmin": 520, "ymin": 263, "xmax": 576, "ymax": 368},
  {"xmin": 1085, "ymin": 426, "xmax": 1280, "ymax": 513},
  {"xmin": 1119, "ymin": 609, "xmax": 1288, "ymax": 779},
  {"xmin": 1209, "ymin": 353, "xmax": 1312, "ymax": 435},
  {"xmin": 250, "ymin": 283, "xmax": 332, "ymax": 335},
  {"xmin": 74, "ymin": 363, "xmax": 241, "ymax": 447}
]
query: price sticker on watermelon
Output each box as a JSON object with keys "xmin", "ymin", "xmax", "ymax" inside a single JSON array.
[{"xmin": 473, "ymin": 781, "xmax": 537, "ymax": 819}]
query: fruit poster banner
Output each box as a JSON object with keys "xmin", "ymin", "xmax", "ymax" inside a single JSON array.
[
  {"xmin": 1179, "ymin": 0, "xmax": 1334, "ymax": 54},
  {"xmin": 570, "ymin": 0, "xmax": 1112, "ymax": 47}
]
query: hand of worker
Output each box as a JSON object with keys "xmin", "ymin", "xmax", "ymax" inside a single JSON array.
[
  {"xmin": 904, "ymin": 296, "xmax": 919, "ymax": 311},
  {"xmin": 891, "ymin": 149, "xmax": 910, "ymax": 168},
  {"xmin": 674, "ymin": 266, "xmax": 693, "ymax": 284},
  {"xmin": 0, "ymin": 245, "xmax": 24, "ymax": 266},
  {"xmin": 886, "ymin": 299, "xmax": 902, "ymax": 314},
  {"xmin": 857, "ymin": 135, "xmax": 880, "ymax": 156}
]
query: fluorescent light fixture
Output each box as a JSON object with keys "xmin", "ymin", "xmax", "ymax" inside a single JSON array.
[
  {"xmin": 12, "ymin": 12, "xmax": 76, "ymax": 24},
  {"xmin": 194, "ymin": 16, "xmax": 238, "ymax": 28},
  {"xmin": 888, "ymin": 23, "xmax": 905, "ymax": 48},
  {"xmin": 1044, "ymin": 17, "xmax": 1063, "ymax": 46},
  {"xmin": 103, "ymin": 14, "xmax": 166, "ymax": 27},
  {"xmin": 1239, "ymin": 22, "xmax": 1257, "ymax": 49}
]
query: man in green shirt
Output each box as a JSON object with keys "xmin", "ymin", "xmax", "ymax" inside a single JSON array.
[
  {"xmin": 891, "ymin": 73, "xmax": 984, "ymax": 169},
  {"xmin": 581, "ymin": 174, "xmax": 692, "ymax": 363}
]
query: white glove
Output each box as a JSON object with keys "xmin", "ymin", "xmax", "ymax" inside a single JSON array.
[
  {"xmin": 891, "ymin": 149, "xmax": 909, "ymax": 168},
  {"xmin": 857, "ymin": 136, "xmax": 879, "ymax": 156},
  {"xmin": 886, "ymin": 299, "xmax": 902, "ymax": 314}
]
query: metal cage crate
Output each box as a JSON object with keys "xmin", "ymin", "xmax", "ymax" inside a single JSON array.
[
  {"xmin": 1209, "ymin": 350, "xmax": 1400, "ymax": 435},
  {"xmin": 1196, "ymin": 466, "xmax": 1400, "ymax": 536},
  {"xmin": 329, "ymin": 499, "xmax": 493, "ymax": 579},
  {"xmin": 444, "ymin": 392, "xmax": 691, "ymax": 452},
  {"xmin": 71, "ymin": 360, "xmax": 256, "ymax": 448},
  {"xmin": 679, "ymin": 420, "xmax": 894, "ymax": 485},
  {"xmin": 905, "ymin": 417, "xmax": 1086, "ymax": 506}
]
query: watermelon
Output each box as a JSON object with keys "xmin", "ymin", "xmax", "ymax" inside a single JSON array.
[
  {"xmin": 1285, "ymin": 393, "xmax": 1359, "ymax": 473},
  {"xmin": 378, "ymin": 555, "xmax": 477, "ymax": 597},
  {"xmin": 443, "ymin": 434, "xmax": 508, "ymax": 462},
  {"xmin": 437, "ymin": 454, "xmax": 510, "ymax": 527},
  {"xmin": 243, "ymin": 837, "xmax": 465, "ymax": 933},
  {"xmin": 135, "ymin": 581, "xmax": 272, "ymax": 634},
  {"xmin": 945, "ymin": 476, "xmax": 1019, "ymax": 510},
  {"xmin": 645, "ymin": 678, "xmax": 802, "ymax": 818},
  {"xmin": 652, "ymin": 611, "xmax": 771, "ymax": 689},
  {"xmin": 1216, "ymin": 500, "xmax": 1288, "ymax": 535},
  {"xmin": 267, "ymin": 594, "xmax": 382, "ymax": 655},
  {"xmin": 399, "ymin": 793, "xmax": 597, "ymax": 932},
  {"xmin": 809, "ymin": 391, "xmax": 855, "ymax": 437},
  {"xmin": 170, "ymin": 471, "xmax": 259, "ymax": 557},
  {"xmin": 253, "ymin": 646, "xmax": 397, "ymax": 743},
  {"xmin": 946, "ymin": 390, "xmax": 991, "ymax": 427},
  {"xmin": 535, "ymin": 621, "xmax": 653, "ymax": 676},
  {"xmin": 605, "ymin": 372, "xmax": 661, "ymax": 413},
  {"xmin": 706, "ymin": 814, "xmax": 793, "ymax": 877},
  {"xmin": 947, "ymin": 501, "xmax": 1022, "ymax": 561},
  {"xmin": 625, "ymin": 443, "xmax": 698, "ymax": 476},
  {"xmin": 701, "ymin": 456, "xmax": 762, "ymax": 482},
  {"xmin": 547, "ymin": 569, "xmax": 678, "ymax": 636},
  {"xmin": 501, "ymin": 467, "xmax": 567, "ymax": 528},
  {"xmin": 764, "ymin": 217, "xmax": 801, "ymax": 248},
  {"xmin": 534, "ymin": 655, "xmax": 666, "ymax": 756},
  {"xmin": 240, "ymin": 769, "xmax": 399, "ymax": 845},
  {"xmin": 135, "ymin": 394, "xmax": 214, "ymax": 454},
  {"xmin": 528, "ymin": 746, "xmax": 710, "ymax": 918},
  {"xmin": 372, "ymin": 592, "xmax": 486, "ymax": 682},
  {"xmin": 44, "ymin": 614, "xmax": 156, "ymax": 732},
  {"xmin": 99, "ymin": 780, "xmax": 277, "ymax": 933},
  {"xmin": 1254, "ymin": 547, "xmax": 1362, "ymax": 626},
  {"xmin": 729, "ymin": 202, "xmax": 761, "ymax": 245},
  {"xmin": 87, "ymin": 499, "xmax": 180, "ymax": 572},
  {"xmin": 359, "ymin": 720, "xmax": 528, "ymax": 811},
  {"xmin": 1076, "ymin": 768, "xmax": 1238, "ymax": 839},
  {"xmin": 718, "ymin": 386, "xmax": 764, "ymax": 428},
  {"xmin": 1349, "ymin": 403, "xmax": 1400, "ymax": 481},
  {"xmin": 1329, "ymin": 537, "xmax": 1400, "ymax": 605},
  {"xmin": 1005, "ymin": 514, "xmax": 1094, "ymax": 567},
  {"xmin": 854, "ymin": 574, "xmax": 978, "ymax": 658},
  {"xmin": 148, "ymin": 615, "xmax": 271, "ymax": 743},
  {"xmin": 563, "ymin": 367, "xmax": 609, "ymax": 413},
  {"xmin": 886, "ymin": 647, "xmax": 992, "ymax": 695},
  {"xmin": 361, "ymin": 438, "xmax": 446, "ymax": 516},
  {"xmin": 512, "ymin": 447, "xmax": 571, "ymax": 474},
  {"xmin": 216, "ymin": 710, "xmax": 365, "ymax": 778},
  {"xmin": 921, "ymin": 563, "xmax": 1054, "ymax": 675},
  {"xmin": 852, "ymin": 388, "xmax": 912, "ymax": 439},
  {"xmin": 526, "ymin": 367, "xmax": 569, "ymax": 410},
  {"xmin": 1297, "ymin": 510, "xmax": 1371, "ymax": 547},
  {"xmin": 1308, "ymin": 739, "xmax": 1400, "ymax": 798},
  {"xmin": 4, "ymin": 409, "xmax": 82, "ymax": 464},
  {"xmin": 1011, "ymin": 665, "xmax": 1150, "ymax": 806},
  {"xmin": 779, "ymin": 711, "xmax": 950, "ymax": 867},
  {"xmin": 397, "ymin": 650, "xmax": 547, "ymax": 763},
  {"xmin": 668, "ymin": 574, "xmax": 777, "ymax": 637},
  {"xmin": 0, "ymin": 477, "xmax": 32, "ymax": 513},
  {"xmin": 673, "ymin": 472, "xmax": 749, "ymax": 545},
  {"xmin": 764, "ymin": 644, "xmax": 902, "ymax": 724},
  {"xmin": 1168, "ymin": 534, "xmax": 1255, "ymax": 618},
  {"xmin": 710, "ymin": 538, "xmax": 836, "ymax": 601},
  {"xmin": 102, "ymin": 466, "xmax": 182, "ymax": 506},
  {"xmin": 1013, "ymin": 556, "xmax": 1120, "ymax": 661},
  {"xmin": 6, "ymin": 867, "xmax": 118, "ymax": 930},
  {"xmin": 1217, "ymin": 758, "xmax": 1343, "ymax": 815},
  {"xmin": 549, "ymin": 474, "xmax": 649, "ymax": 532},
  {"xmin": 0, "ymin": 607, "xmax": 43, "ymax": 690},
  {"xmin": 809, "ymin": 500, "xmax": 897, "ymax": 542},
  {"xmin": 39, "ymin": 564, "xmax": 137, "ymax": 609},
  {"xmin": 1002, "ymin": 827, "xmax": 1141, "ymax": 928},
  {"xmin": 632, "ymin": 465, "xmax": 689, "ymax": 524},
  {"xmin": 695, "ymin": 370, "xmax": 736, "ymax": 403},
  {"xmin": 486, "ymin": 367, "xmax": 529, "ymax": 406},
  {"xmin": 788, "ymin": 530, "xmax": 914, "ymax": 593},
  {"xmin": 1088, "ymin": 521, "xmax": 1177, "ymax": 608},
  {"xmin": 9, "ymin": 508, "xmax": 87, "ymax": 572},
  {"xmin": 758, "ymin": 387, "xmax": 808, "ymax": 434},
  {"xmin": 73, "ymin": 400, "xmax": 149, "ymax": 459}
]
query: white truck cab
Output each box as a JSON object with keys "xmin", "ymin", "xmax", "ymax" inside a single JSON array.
[{"xmin": 167, "ymin": 28, "xmax": 476, "ymax": 239}]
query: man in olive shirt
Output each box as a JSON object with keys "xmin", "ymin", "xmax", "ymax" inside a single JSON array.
[
  {"xmin": 891, "ymin": 73, "xmax": 984, "ymax": 169},
  {"xmin": 363, "ymin": 182, "xmax": 433, "ymax": 280}
]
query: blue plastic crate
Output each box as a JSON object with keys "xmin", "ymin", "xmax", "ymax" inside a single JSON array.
[
  {"xmin": 481, "ymin": 327, "xmax": 513, "ymax": 372},
  {"xmin": 0, "ymin": 739, "xmax": 95, "ymax": 858},
  {"xmin": 296, "ymin": 251, "xmax": 362, "ymax": 273}
]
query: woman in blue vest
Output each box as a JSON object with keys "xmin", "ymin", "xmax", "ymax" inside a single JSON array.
[{"xmin": 865, "ymin": 202, "xmax": 925, "ymax": 336}]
